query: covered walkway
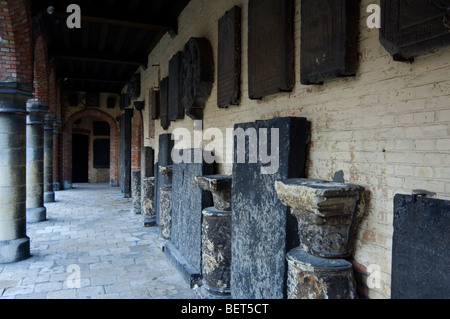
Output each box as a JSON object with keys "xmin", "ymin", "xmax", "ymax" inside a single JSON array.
[{"xmin": 0, "ymin": 184, "xmax": 196, "ymax": 299}]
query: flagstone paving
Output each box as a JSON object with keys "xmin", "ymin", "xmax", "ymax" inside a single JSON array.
[{"xmin": 0, "ymin": 183, "xmax": 197, "ymax": 299}]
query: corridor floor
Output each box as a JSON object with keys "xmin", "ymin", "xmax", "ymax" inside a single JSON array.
[{"xmin": 0, "ymin": 183, "xmax": 197, "ymax": 299}]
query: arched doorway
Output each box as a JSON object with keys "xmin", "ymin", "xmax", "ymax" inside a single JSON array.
[{"xmin": 63, "ymin": 109, "xmax": 119, "ymax": 188}]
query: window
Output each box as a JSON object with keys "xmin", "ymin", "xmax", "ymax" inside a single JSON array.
[{"xmin": 93, "ymin": 139, "xmax": 110, "ymax": 168}]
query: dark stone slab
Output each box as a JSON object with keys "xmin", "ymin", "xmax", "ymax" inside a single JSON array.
[
  {"xmin": 392, "ymin": 194, "xmax": 450, "ymax": 299},
  {"xmin": 180, "ymin": 38, "xmax": 215, "ymax": 120},
  {"xmin": 119, "ymin": 111, "xmax": 132, "ymax": 198},
  {"xmin": 248, "ymin": 0, "xmax": 294, "ymax": 99},
  {"xmin": 159, "ymin": 77, "xmax": 169, "ymax": 130},
  {"xmin": 169, "ymin": 51, "xmax": 185, "ymax": 121},
  {"xmin": 218, "ymin": 6, "xmax": 241, "ymax": 108},
  {"xmin": 231, "ymin": 117, "xmax": 309, "ymax": 299},
  {"xmin": 150, "ymin": 88, "xmax": 160, "ymax": 120},
  {"xmin": 300, "ymin": 0, "xmax": 359, "ymax": 85},
  {"xmin": 166, "ymin": 149, "xmax": 213, "ymax": 286},
  {"xmin": 141, "ymin": 146, "xmax": 154, "ymax": 179},
  {"xmin": 380, "ymin": 0, "xmax": 450, "ymax": 61}
]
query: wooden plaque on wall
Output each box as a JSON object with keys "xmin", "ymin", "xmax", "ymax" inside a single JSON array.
[
  {"xmin": 300, "ymin": 0, "xmax": 359, "ymax": 85},
  {"xmin": 169, "ymin": 51, "xmax": 185, "ymax": 120},
  {"xmin": 248, "ymin": 0, "xmax": 294, "ymax": 100},
  {"xmin": 217, "ymin": 6, "xmax": 241, "ymax": 108},
  {"xmin": 380, "ymin": 0, "xmax": 450, "ymax": 61}
]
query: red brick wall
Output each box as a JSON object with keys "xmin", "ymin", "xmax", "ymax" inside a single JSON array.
[
  {"xmin": 131, "ymin": 110, "xmax": 143, "ymax": 171},
  {"xmin": 0, "ymin": 0, "xmax": 33, "ymax": 85},
  {"xmin": 33, "ymin": 32, "xmax": 49, "ymax": 104}
]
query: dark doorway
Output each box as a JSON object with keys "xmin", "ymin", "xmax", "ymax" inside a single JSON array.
[{"xmin": 72, "ymin": 134, "xmax": 89, "ymax": 183}]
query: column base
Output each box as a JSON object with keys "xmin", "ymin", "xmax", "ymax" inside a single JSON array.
[
  {"xmin": 0, "ymin": 237, "xmax": 30, "ymax": 264},
  {"xmin": 196, "ymin": 285, "xmax": 231, "ymax": 299},
  {"xmin": 53, "ymin": 182, "xmax": 61, "ymax": 191},
  {"xmin": 142, "ymin": 217, "xmax": 156, "ymax": 227},
  {"xmin": 286, "ymin": 247, "xmax": 357, "ymax": 299},
  {"xmin": 26, "ymin": 207, "xmax": 47, "ymax": 223},
  {"xmin": 44, "ymin": 191, "xmax": 55, "ymax": 203}
]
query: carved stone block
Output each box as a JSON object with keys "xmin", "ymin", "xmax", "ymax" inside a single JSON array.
[
  {"xmin": 248, "ymin": 0, "xmax": 294, "ymax": 99},
  {"xmin": 131, "ymin": 170, "xmax": 141, "ymax": 214},
  {"xmin": 180, "ymin": 38, "xmax": 215, "ymax": 120},
  {"xmin": 218, "ymin": 6, "xmax": 241, "ymax": 108},
  {"xmin": 201, "ymin": 207, "xmax": 232, "ymax": 297},
  {"xmin": 300, "ymin": 0, "xmax": 359, "ymax": 85},
  {"xmin": 380, "ymin": 0, "xmax": 450, "ymax": 60},
  {"xmin": 142, "ymin": 177, "xmax": 156, "ymax": 227},
  {"xmin": 275, "ymin": 178, "xmax": 365, "ymax": 259},
  {"xmin": 169, "ymin": 51, "xmax": 185, "ymax": 121},
  {"xmin": 286, "ymin": 247, "xmax": 356, "ymax": 299}
]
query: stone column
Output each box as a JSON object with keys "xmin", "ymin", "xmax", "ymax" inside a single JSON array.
[
  {"xmin": 195, "ymin": 175, "xmax": 232, "ymax": 298},
  {"xmin": 141, "ymin": 177, "xmax": 156, "ymax": 226},
  {"xmin": 52, "ymin": 121, "xmax": 61, "ymax": 191},
  {"xmin": 26, "ymin": 102, "xmax": 49, "ymax": 223},
  {"xmin": 131, "ymin": 170, "xmax": 141, "ymax": 214},
  {"xmin": 275, "ymin": 178, "xmax": 365, "ymax": 299},
  {"xmin": 0, "ymin": 84, "xmax": 32, "ymax": 263},
  {"xmin": 159, "ymin": 165, "xmax": 172, "ymax": 243},
  {"xmin": 44, "ymin": 114, "xmax": 56, "ymax": 203}
]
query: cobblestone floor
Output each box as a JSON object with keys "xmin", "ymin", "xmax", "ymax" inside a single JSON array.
[{"xmin": 0, "ymin": 183, "xmax": 197, "ymax": 299}]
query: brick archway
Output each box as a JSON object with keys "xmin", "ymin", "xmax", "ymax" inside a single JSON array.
[{"xmin": 63, "ymin": 109, "xmax": 119, "ymax": 188}]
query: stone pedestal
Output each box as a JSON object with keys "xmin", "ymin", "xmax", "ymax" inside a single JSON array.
[
  {"xmin": 131, "ymin": 170, "xmax": 141, "ymax": 214},
  {"xmin": 195, "ymin": 175, "xmax": 232, "ymax": 298},
  {"xmin": 0, "ymin": 84, "xmax": 32, "ymax": 263},
  {"xmin": 286, "ymin": 247, "xmax": 356, "ymax": 299},
  {"xmin": 26, "ymin": 102, "xmax": 49, "ymax": 223},
  {"xmin": 44, "ymin": 114, "xmax": 56, "ymax": 203},
  {"xmin": 159, "ymin": 165, "xmax": 173, "ymax": 242},
  {"xmin": 275, "ymin": 178, "xmax": 364, "ymax": 299},
  {"xmin": 141, "ymin": 177, "xmax": 156, "ymax": 226}
]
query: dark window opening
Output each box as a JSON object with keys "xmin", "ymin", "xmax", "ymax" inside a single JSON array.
[{"xmin": 94, "ymin": 139, "xmax": 110, "ymax": 169}]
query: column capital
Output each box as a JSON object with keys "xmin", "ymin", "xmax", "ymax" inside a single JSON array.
[
  {"xmin": 195, "ymin": 174, "xmax": 232, "ymax": 211},
  {"xmin": 26, "ymin": 101, "xmax": 48, "ymax": 125},
  {"xmin": 275, "ymin": 178, "xmax": 365, "ymax": 259},
  {"xmin": 44, "ymin": 113, "xmax": 57, "ymax": 130}
]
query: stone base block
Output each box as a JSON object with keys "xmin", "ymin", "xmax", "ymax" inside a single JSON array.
[
  {"xmin": 26, "ymin": 207, "xmax": 47, "ymax": 223},
  {"xmin": 44, "ymin": 191, "xmax": 55, "ymax": 203},
  {"xmin": 0, "ymin": 237, "xmax": 30, "ymax": 264},
  {"xmin": 142, "ymin": 217, "xmax": 156, "ymax": 227},
  {"xmin": 286, "ymin": 247, "xmax": 356, "ymax": 299},
  {"xmin": 196, "ymin": 286, "xmax": 232, "ymax": 299},
  {"xmin": 164, "ymin": 241, "xmax": 202, "ymax": 289},
  {"xmin": 53, "ymin": 182, "xmax": 61, "ymax": 191}
]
